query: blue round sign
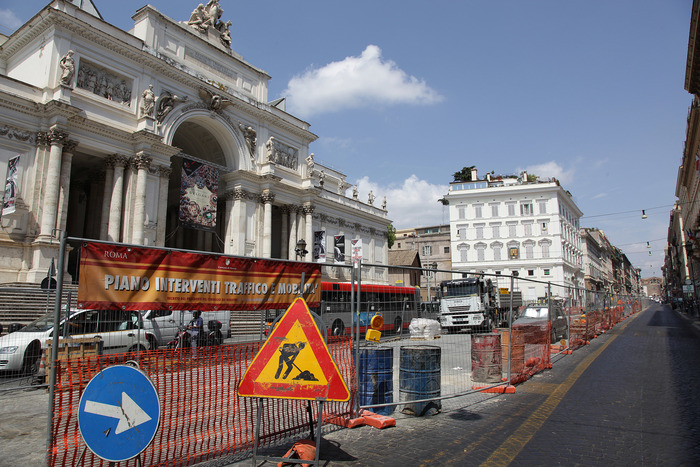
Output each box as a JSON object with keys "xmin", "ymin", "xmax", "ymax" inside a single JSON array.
[{"xmin": 78, "ymin": 365, "xmax": 160, "ymax": 462}]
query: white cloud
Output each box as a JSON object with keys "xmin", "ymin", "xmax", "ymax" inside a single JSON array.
[
  {"xmin": 0, "ymin": 9, "xmax": 23, "ymax": 32},
  {"xmin": 283, "ymin": 45, "xmax": 443, "ymax": 118},
  {"xmin": 348, "ymin": 175, "xmax": 449, "ymax": 229},
  {"xmin": 523, "ymin": 161, "xmax": 575, "ymax": 186}
]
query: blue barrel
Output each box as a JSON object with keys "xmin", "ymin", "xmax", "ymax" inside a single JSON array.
[
  {"xmin": 358, "ymin": 346, "xmax": 394, "ymax": 415},
  {"xmin": 399, "ymin": 345, "xmax": 441, "ymax": 416}
]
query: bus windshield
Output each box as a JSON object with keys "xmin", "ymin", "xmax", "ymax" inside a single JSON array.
[{"xmin": 441, "ymin": 281, "xmax": 478, "ymax": 298}]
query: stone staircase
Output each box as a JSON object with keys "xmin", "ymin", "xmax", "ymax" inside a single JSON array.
[
  {"xmin": 0, "ymin": 282, "xmax": 80, "ymax": 330},
  {"xmin": 229, "ymin": 310, "xmax": 266, "ymax": 337}
]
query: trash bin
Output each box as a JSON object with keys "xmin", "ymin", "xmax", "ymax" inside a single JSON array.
[{"xmin": 399, "ymin": 345, "xmax": 441, "ymax": 416}]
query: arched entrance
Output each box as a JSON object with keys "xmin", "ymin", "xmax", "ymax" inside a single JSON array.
[{"xmin": 165, "ymin": 119, "xmax": 235, "ymax": 252}]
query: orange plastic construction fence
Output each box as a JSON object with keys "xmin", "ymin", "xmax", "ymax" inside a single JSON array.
[{"xmin": 48, "ymin": 337, "xmax": 355, "ymax": 467}]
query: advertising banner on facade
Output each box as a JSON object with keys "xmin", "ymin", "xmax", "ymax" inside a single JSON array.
[
  {"xmin": 179, "ymin": 157, "xmax": 219, "ymax": 231},
  {"xmin": 77, "ymin": 242, "xmax": 321, "ymax": 311},
  {"xmin": 2, "ymin": 155, "xmax": 19, "ymax": 218},
  {"xmin": 352, "ymin": 239, "xmax": 363, "ymax": 263},
  {"xmin": 313, "ymin": 230, "xmax": 326, "ymax": 263},
  {"xmin": 334, "ymin": 235, "xmax": 345, "ymax": 264}
]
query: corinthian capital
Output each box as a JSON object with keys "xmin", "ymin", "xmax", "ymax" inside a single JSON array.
[
  {"xmin": 48, "ymin": 129, "xmax": 69, "ymax": 146},
  {"xmin": 133, "ymin": 153, "xmax": 152, "ymax": 170},
  {"xmin": 63, "ymin": 140, "xmax": 79, "ymax": 154},
  {"xmin": 261, "ymin": 189, "xmax": 275, "ymax": 204}
]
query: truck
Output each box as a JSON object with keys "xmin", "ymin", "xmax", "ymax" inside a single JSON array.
[{"xmin": 438, "ymin": 276, "xmax": 522, "ymax": 333}]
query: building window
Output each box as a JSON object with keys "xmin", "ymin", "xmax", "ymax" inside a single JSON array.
[
  {"xmin": 397, "ymin": 242, "xmax": 401, "ymax": 249},
  {"xmin": 525, "ymin": 243, "xmax": 534, "ymax": 259},
  {"xmin": 492, "ymin": 224, "xmax": 500, "ymax": 238},
  {"xmin": 507, "ymin": 203, "xmax": 516, "ymax": 216},
  {"xmin": 474, "ymin": 205, "xmax": 483, "ymax": 218},
  {"xmin": 493, "ymin": 245, "xmax": 502, "ymax": 261},
  {"xmin": 524, "ymin": 222, "xmax": 532, "ymax": 236},
  {"xmin": 495, "ymin": 270, "xmax": 502, "ymax": 275},
  {"xmin": 476, "ymin": 245, "xmax": 485, "ymax": 261},
  {"xmin": 528, "ymin": 269, "xmax": 534, "ymax": 276},
  {"xmin": 444, "ymin": 246, "xmax": 450, "ymax": 254},
  {"xmin": 423, "ymin": 245, "xmax": 432, "ymax": 257},
  {"xmin": 509, "ymin": 246, "xmax": 519, "ymax": 259},
  {"xmin": 508, "ymin": 223, "xmax": 517, "ymax": 237},
  {"xmin": 458, "ymin": 245, "xmax": 468, "ymax": 262},
  {"xmin": 541, "ymin": 221, "xmax": 548, "ymax": 233},
  {"xmin": 541, "ymin": 242, "xmax": 550, "ymax": 258},
  {"xmin": 458, "ymin": 206, "xmax": 466, "ymax": 219},
  {"xmin": 544, "ymin": 269, "xmax": 550, "ymax": 276},
  {"xmin": 521, "ymin": 202, "xmax": 533, "ymax": 216},
  {"xmin": 491, "ymin": 204, "xmax": 499, "ymax": 217},
  {"xmin": 538, "ymin": 201, "xmax": 547, "ymax": 214},
  {"xmin": 457, "ymin": 224, "xmax": 467, "ymax": 240},
  {"xmin": 475, "ymin": 224, "xmax": 484, "ymax": 239}
]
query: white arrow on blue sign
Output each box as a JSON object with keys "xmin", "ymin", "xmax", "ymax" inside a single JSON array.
[{"xmin": 78, "ymin": 365, "xmax": 160, "ymax": 462}]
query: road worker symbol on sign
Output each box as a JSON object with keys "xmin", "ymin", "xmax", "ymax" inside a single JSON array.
[
  {"xmin": 275, "ymin": 342, "xmax": 318, "ymax": 381},
  {"xmin": 238, "ymin": 297, "xmax": 350, "ymax": 401}
]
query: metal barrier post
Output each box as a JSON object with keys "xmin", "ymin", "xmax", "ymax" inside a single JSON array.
[
  {"xmin": 507, "ymin": 274, "xmax": 514, "ymax": 383},
  {"xmin": 46, "ymin": 229, "xmax": 67, "ymax": 467},
  {"xmin": 354, "ymin": 260, "xmax": 362, "ymax": 417}
]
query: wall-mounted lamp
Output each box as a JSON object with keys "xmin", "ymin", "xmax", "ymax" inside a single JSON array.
[
  {"xmin": 649, "ymin": 251, "xmax": 652, "ymax": 256},
  {"xmin": 642, "ymin": 210, "xmax": 647, "ymax": 219},
  {"xmin": 647, "ymin": 241, "xmax": 651, "ymax": 248}
]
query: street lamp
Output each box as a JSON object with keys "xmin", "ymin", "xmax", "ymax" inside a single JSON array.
[{"xmin": 295, "ymin": 239, "xmax": 308, "ymax": 260}]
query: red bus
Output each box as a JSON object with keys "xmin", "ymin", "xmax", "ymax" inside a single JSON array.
[{"xmin": 318, "ymin": 281, "xmax": 420, "ymax": 336}]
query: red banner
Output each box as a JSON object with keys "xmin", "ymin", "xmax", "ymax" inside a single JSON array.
[{"xmin": 77, "ymin": 242, "xmax": 321, "ymax": 311}]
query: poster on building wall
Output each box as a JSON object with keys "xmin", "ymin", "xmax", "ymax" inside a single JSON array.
[
  {"xmin": 314, "ymin": 230, "xmax": 326, "ymax": 263},
  {"xmin": 179, "ymin": 157, "xmax": 219, "ymax": 231},
  {"xmin": 352, "ymin": 239, "xmax": 363, "ymax": 263},
  {"xmin": 2, "ymin": 155, "xmax": 20, "ymax": 218},
  {"xmin": 334, "ymin": 235, "xmax": 345, "ymax": 264},
  {"xmin": 77, "ymin": 242, "xmax": 321, "ymax": 311}
]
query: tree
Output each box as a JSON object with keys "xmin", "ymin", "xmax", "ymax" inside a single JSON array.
[
  {"xmin": 387, "ymin": 224, "xmax": 396, "ymax": 249},
  {"xmin": 453, "ymin": 166, "xmax": 476, "ymax": 182}
]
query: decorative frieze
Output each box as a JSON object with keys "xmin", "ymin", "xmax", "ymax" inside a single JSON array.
[
  {"xmin": 265, "ymin": 136, "xmax": 298, "ymax": 171},
  {"xmin": 77, "ymin": 59, "xmax": 132, "ymax": 106},
  {"xmin": 0, "ymin": 124, "xmax": 35, "ymax": 144}
]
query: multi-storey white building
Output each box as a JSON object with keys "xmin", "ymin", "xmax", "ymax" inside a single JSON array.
[{"xmin": 445, "ymin": 169, "xmax": 584, "ymax": 302}]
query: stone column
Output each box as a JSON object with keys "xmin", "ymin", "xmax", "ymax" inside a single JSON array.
[
  {"xmin": 38, "ymin": 129, "xmax": 68, "ymax": 241},
  {"xmin": 100, "ymin": 159, "xmax": 115, "ymax": 240},
  {"xmin": 288, "ymin": 205, "xmax": 298, "ymax": 259},
  {"xmin": 261, "ymin": 190, "xmax": 275, "ymax": 258},
  {"xmin": 303, "ymin": 203, "xmax": 314, "ymax": 262},
  {"xmin": 155, "ymin": 166, "xmax": 171, "ymax": 246},
  {"xmin": 57, "ymin": 140, "xmax": 78, "ymax": 234},
  {"xmin": 280, "ymin": 205, "xmax": 289, "ymax": 260},
  {"xmin": 131, "ymin": 153, "xmax": 152, "ymax": 245},
  {"xmin": 107, "ymin": 154, "xmax": 129, "ymax": 242},
  {"xmin": 227, "ymin": 188, "xmax": 247, "ymax": 255}
]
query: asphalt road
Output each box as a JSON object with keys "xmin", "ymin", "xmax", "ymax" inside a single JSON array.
[{"xmin": 222, "ymin": 303, "xmax": 700, "ymax": 466}]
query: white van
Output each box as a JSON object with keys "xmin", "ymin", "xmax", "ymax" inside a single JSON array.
[{"xmin": 141, "ymin": 310, "xmax": 231, "ymax": 347}]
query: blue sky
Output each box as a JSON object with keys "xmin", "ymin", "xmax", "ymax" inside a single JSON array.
[{"xmin": 1, "ymin": 1, "xmax": 693, "ymax": 278}]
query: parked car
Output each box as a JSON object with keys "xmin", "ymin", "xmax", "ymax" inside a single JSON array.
[
  {"xmin": 0, "ymin": 308, "xmax": 156, "ymax": 373},
  {"xmin": 513, "ymin": 303, "xmax": 568, "ymax": 344},
  {"xmin": 141, "ymin": 310, "xmax": 231, "ymax": 347}
]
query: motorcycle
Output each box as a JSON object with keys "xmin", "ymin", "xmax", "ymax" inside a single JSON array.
[{"xmin": 167, "ymin": 319, "xmax": 224, "ymax": 349}]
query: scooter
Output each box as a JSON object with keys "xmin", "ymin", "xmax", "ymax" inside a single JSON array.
[{"xmin": 167, "ymin": 320, "xmax": 224, "ymax": 349}]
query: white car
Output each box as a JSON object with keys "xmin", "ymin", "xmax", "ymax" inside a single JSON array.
[
  {"xmin": 141, "ymin": 310, "xmax": 231, "ymax": 347},
  {"xmin": 0, "ymin": 308, "xmax": 156, "ymax": 373}
]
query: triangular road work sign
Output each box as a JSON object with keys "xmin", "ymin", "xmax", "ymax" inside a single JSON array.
[{"xmin": 238, "ymin": 297, "xmax": 350, "ymax": 401}]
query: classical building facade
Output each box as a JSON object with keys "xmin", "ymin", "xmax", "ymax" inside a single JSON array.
[
  {"xmin": 444, "ymin": 169, "xmax": 584, "ymax": 303},
  {"xmin": 0, "ymin": 1, "xmax": 389, "ymax": 284}
]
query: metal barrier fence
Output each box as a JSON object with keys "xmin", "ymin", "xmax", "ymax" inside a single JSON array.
[{"xmin": 0, "ymin": 238, "xmax": 648, "ymax": 466}]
